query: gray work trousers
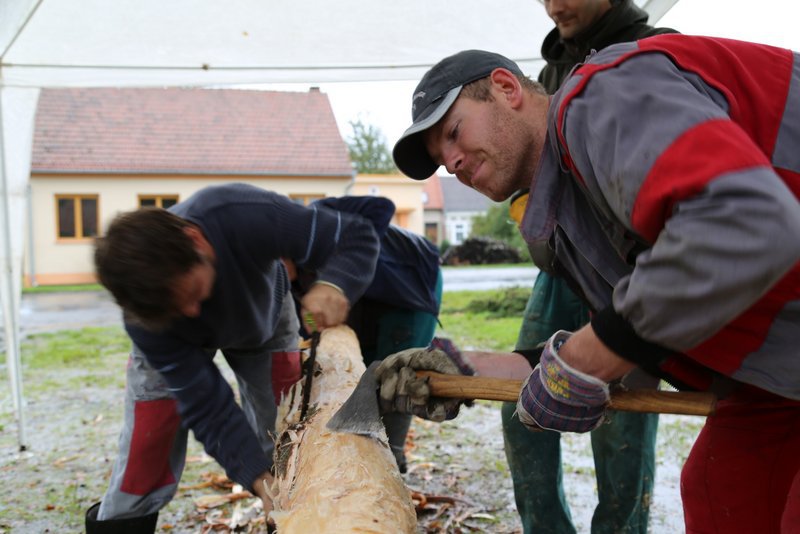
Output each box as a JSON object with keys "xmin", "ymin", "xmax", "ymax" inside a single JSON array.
[{"xmin": 98, "ymin": 294, "xmax": 299, "ymax": 520}]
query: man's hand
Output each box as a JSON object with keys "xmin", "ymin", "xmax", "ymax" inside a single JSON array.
[
  {"xmin": 516, "ymin": 330, "xmax": 610, "ymax": 433},
  {"xmin": 252, "ymin": 470, "xmax": 275, "ymax": 522},
  {"xmin": 374, "ymin": 342, "xmax": 467, "ymax": 422},
  {"xmin": 300, "ymin": 281, "xmax": 349, "ymax": 331}
]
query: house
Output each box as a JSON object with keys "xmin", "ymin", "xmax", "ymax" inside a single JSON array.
[
  {"xmin": 421, "ymin": 174, "xmax": 445, "ymax": 245},
  {"xmin": 24, "ymin": 87, "xmax": 424, "ymax": 287},
  {"xmin": 422, "ymin": 174, "xmax": 498, "ymax": 247},
  {"xmin": 350, "ymin": 174, "xmax": 425, "ymax": 230}
]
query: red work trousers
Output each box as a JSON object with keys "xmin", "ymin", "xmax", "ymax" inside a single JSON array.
[{"xmin": 681, "ymin": 385, "xmax": 800, "ymax": 533}]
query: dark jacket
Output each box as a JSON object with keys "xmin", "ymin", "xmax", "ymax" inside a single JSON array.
[
  {"xmin": 311, "ymin": 196, "xmax": 441, "ymax": 317},
  {"xmin": 538, "ymin": 0, "xmax": 676, "ymax": 92}
]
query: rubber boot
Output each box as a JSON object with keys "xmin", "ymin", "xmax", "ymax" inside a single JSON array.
[
  {"xmin": 85, "ymin": 502, "xmax": 158, "ymax": 534},
  {"xmin": 383, "ymin": 412, "xmax": 412, "ymax": 473}
]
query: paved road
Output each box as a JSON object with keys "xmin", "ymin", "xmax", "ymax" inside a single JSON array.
[
  {"xmin": 442, "ymin": 265, "xmax": 538, "ymax": 292},
  {"xmin": 18, "ymin": 290, "xmax": 124, "ymax": 336},
  {"xmin": 4, "ymin": 266, "xmax": 540, "ymax": 339}
]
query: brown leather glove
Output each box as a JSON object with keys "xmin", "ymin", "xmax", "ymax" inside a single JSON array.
[{"xmin": 374, "ymin": 347, "xmax": 464, "ymax": 422}]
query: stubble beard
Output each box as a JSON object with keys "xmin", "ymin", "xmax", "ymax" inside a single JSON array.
[{"xmin": 488, "ymin": 112, "xmax": 536, "ymax": 202}]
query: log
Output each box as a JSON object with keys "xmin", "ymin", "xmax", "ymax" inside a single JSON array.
[{"xmin": 268, "ymin": 325, "xmax": 416, "ymax": 533}]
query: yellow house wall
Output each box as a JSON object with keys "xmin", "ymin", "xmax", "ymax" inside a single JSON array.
[
  {"xmin": 25, "ymin": 174, "xmax": 352, "ymax": 287},
  {"xmin": 350, "ymin": 174, "xmax": 425, "ymax": 234}
]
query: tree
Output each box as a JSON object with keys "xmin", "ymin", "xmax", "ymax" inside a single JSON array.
[
  {"xmin": 470, "ymin": 200, "xmax": 528, "ymax": 256},
  {"xmin": 346, "ymin": 118, "xmax": 397, "ymax": 174}
]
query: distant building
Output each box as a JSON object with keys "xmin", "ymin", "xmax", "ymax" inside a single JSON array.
[
  {"xmin": 421, "ymin": 174, "xmax": 445, "ymax": 245},
  {"xmin": 421, "ymin": 174, "xmax": 498, "ymax": 246},
  {"xmin": 25, "ymin": 87, "xmax": 424, "ymax": 286}
]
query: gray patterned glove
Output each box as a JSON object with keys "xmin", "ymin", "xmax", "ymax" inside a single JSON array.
[
  {"xmin": 516, "ymin": 330, "xmax": 610, "ymax": 433},
  {"xmin": 374, "ymin": 346, "xmax": 464, "ymax": 422}
]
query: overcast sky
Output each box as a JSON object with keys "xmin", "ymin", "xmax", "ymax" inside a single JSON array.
[{"xmin": 285, "ymin": 0, "xmax": 800, "ymax": 148}]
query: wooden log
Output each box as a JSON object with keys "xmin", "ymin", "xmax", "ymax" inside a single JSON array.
[{"xmin": 268, "ymin": 325, "xmax": 416, "ymax": 533}]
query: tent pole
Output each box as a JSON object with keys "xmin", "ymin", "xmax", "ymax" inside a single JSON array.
[{"xmin": 0, "ymin": 89, "xmax": 28, "ymax": 450}]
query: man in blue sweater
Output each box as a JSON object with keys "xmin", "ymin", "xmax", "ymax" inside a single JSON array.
[
  {"xmin": 287, "ymin": 195, "xmax": 444, "ymax": 472},
  {"xmin": 87, "ymin": 183, "xmax": 380, "ymax": 533}
]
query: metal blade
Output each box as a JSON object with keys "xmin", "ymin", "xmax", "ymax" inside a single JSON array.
[
  {"xmin": 326, "ymin": 361, "xmax": 384, "ymax": 438},
  {"xmin": 299, "ymin": 330, "xmax": 320, "ymax": 420}
]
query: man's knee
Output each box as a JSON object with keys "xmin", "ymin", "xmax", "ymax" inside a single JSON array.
[
  {"xmin": 271, "ymin": 351, "xmax": 302, "ymax": 404},
  {"xmin": 120, "ymin": 399, "xmax": 181, "ymax": 495}
]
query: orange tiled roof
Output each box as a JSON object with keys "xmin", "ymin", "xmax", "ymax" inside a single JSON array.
[{"xmin": 31, "ymin": 87, "xmax": 353, "ymax": 176}]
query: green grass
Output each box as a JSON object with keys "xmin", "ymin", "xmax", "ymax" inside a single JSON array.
[
  {"xmin": 22, "ymin": 326, "xmax": 129, "ymax": 368},
  {"xmin": 23, "ymin": 283, "xmax": 104, "ymax": 293},
  {"xmin": 437, "ymin": 287, "xmax": 528, "ymax": 351},
  {"xmin": 9, "ymin": 289, "xmax": 523, "ymax": 371}
]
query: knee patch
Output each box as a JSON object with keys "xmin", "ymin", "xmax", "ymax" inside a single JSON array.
[{"xmin": 120, "ymin": 399, "xmax": 180, "ymax": 495}]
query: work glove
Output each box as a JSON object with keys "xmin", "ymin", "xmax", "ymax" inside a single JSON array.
[
  {"xmin": 516, "ymin": 330, "xmax": 610, "ymax": 433},
  {"xmin": 375, "ymin": 338, "xmax": 473, "ymax": 422}
]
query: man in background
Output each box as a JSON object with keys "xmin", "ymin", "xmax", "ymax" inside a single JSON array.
[{"xmin": 285, "ymin": 195, "xmax": 444, "ymax": 472}]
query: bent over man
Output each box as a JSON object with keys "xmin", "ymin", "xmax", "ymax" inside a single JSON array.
[
  {"xmin": 387, "ymin": 36, "xmax": 800, "ymax": 532},
  {"xmin": 88, "ymin": 182, "xmax": 379, "ymax": 532}
]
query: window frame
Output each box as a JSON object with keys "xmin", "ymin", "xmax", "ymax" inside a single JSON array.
[
  {"xmin": 289, "ymin": 193, "xmax": 325, "ymax": 206},
  {"xmin": 55, "ymin": 194, "xmax": 100, "ymax": 242},
  {"xmin": 138, "ymin": 194, "xmax": 180, "ymax": 209}
]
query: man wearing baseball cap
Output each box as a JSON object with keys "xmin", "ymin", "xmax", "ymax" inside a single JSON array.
[{"xmin": 379, "ymin": 35, "xmax": 800, "ymax": 533}]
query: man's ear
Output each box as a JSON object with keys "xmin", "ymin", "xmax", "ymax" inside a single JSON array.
[
  {"xmin": 183, "ymin": 225, "xmax": 204, "ymax": 247},
  {"xmin": 183, "ymin": 225, "xmax": 214, "ymax": 259},
  {"xmin": 490, "ymin": 68, "xmax": 524, "ymax": 108}
]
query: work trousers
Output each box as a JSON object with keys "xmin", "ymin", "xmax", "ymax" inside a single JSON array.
[
  {"xmin": 97, "ymin": 294, "xmax": 300, "ymax": 520},
  {"xmin": 351, "ymin": 270, "xmax": 443, "ymax": 470},
  {"xmin": 682, "ymin": 385, "xmax": 800, "ymax": 533},
  {"xmin": 506, "ymin": 272, "xmax": 659, "ymax": 533},
  {"xmin": 502, "ymin": 403, "xmax": 658, "ymax": 534}
]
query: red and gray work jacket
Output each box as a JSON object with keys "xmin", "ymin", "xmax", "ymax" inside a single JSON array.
[{"xmin": 520, "ymin": 34, "xmax": 800, "ymax": 399}]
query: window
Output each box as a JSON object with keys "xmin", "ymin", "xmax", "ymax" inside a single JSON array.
[
  {"xmin": 425, "ymin": 222, "xmax": 439, "ymax": 244},
  {"xmin": 453, "ymin": 222, "xmax": 467, "ymax": 244},
  {"xmin": 139, "ymin": 195, "xmax": 179, "ymax": 209},
  {"xmin": 56, "ymin": 195, "xmax": 99, "ymax": 239},
  {"xmin": 289, "ymin": 193, "xmax": 325, "ymax": 206}
]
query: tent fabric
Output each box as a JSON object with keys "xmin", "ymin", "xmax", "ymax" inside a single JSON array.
[
  {"xmin": 0, "ymin": 0, "xmax": 676, "ymax": 447},
  {"xmin": 0, "ymin": 86, "xmax": 39, "ymax": 447},
  {"xmin": 2, "ymin": 0, "xmax": 675, "ymax": 88}
]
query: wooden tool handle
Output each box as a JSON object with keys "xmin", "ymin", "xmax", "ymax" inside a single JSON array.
[{"xmin": 416, "ymin": 371, "xmax": 716, "ymax": 416}]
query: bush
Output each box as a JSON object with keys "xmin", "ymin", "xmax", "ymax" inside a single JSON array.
[
  {"xmin": 442, "ymin": 237, "xmax": 523, "ymax": 265},
  {"xmin": 464, "ymin": 286, "xmax": 530, "ymax": 317}
]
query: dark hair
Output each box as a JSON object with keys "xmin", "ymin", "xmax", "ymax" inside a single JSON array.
[{"xmin": 94, "ymin": 207, "xmax": 201, "ymax": 330}]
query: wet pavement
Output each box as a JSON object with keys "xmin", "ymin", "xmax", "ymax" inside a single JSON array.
[
  {"xmin": 442, "ymin": 265, "xmax": 538, "ymax": 291},
  {"xmin": 15, "ymin": 290, "xmax": 123, "ymax": 337}
]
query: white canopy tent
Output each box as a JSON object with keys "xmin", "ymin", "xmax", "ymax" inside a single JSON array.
[{"xmin": 0, "ymin": 0, "xmax": 677, "ymax": 447}]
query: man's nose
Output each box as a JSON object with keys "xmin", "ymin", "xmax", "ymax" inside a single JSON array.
[
  {"xmin": 547, "ymin": 0, "xmax": 565, "ymax": 16},
  {"xmin": 181, "ymin": 301, "xmax": 201, "ymax": 318},
  {"xmin": 442, "ymin": 146, "xmax": 463, "ymax": 175}
]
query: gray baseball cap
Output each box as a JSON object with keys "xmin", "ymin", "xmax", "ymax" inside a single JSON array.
[{"xmin": 392, "ymin": 49, "xmax": 523, "ymax": 180}]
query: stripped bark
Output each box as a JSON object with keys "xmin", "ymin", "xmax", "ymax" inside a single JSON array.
[{"xmin": 268, "ymin": 325, "xmax": 416, "ymax": 533}]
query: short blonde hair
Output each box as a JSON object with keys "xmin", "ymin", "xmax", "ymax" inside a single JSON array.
[{"xmin": 461, "ymin": 73, "xmax": 547, "ymax": 101}]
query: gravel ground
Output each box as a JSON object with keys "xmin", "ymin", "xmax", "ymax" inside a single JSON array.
[
  {"xmin": 0, "ymin": 300, "xmax": 703, "ymax": 533},
  {"xmin": 0, "ymin": 348, "xmax": 701, "ymax": 533}
]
